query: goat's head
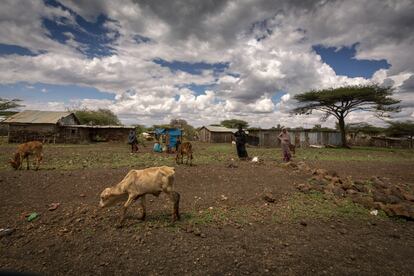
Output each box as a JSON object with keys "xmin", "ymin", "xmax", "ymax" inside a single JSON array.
[
  {"xmin": 99, "ymin": 188, "xmax": 127, "ymax": 208},
  {"xmin": 99, "ymin": 188, "xmax": 113, "ymax": 208},
  {"xmin": 9, "ymin": 153, "xmax": 20, "ymax": 170}
]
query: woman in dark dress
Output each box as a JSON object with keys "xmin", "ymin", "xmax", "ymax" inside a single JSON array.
[{"xmin": 234, "ymin": 126, "xmax": 248, "ymax": 160}]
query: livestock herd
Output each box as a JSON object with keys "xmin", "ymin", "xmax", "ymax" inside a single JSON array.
[{"xmin": 8, "ymin": 140, "xmax": 194, "ymax": 226}]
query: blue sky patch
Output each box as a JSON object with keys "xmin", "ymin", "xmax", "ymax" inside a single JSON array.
[
  {"xmin": 43, "ymin": 0, "xmax": 119, "ymax": 58},
  {"xmin": 0, "ymin": 44, "xmax": 40, "ymax": 56},
  {"xmin": 133, "ymin": 34, "xmax": 152, "ymax": 44},
  {"xmin": 0, "ymin": 82, "xmax": 115, "ymax": 104},
  {"xmin": 313, "ymin": 44, "xmax": 390, "ymax": 78},
  {"xmin": 180, "ymin": 83, "xmax": 217, "ymax": 96},
  {"xmin": 154, "ymin": 59, "xmax": 229, "ymax": 75}
]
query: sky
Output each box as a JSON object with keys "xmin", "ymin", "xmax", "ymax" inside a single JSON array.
[{"xmin": 0, "ymin": 0, "xmax": 413, "ymax": 128}]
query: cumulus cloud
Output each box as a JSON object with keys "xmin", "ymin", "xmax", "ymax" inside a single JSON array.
[{"xmin": 0, "ymin": 0, "xmax": 413, "ymax": 127}]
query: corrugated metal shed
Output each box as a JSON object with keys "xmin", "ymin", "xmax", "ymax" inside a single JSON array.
[{"xmin": 3, "ymin": 110, "xmax": 73, "ymax": 124}]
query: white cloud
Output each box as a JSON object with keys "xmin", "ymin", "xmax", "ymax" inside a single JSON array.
[{"xmin": 0, "ymin": 0, "xmax": 413, "ymax": 127}]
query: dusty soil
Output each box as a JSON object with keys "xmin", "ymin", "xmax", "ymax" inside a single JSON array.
[{"xmin": 1, "ymin": 154, "xmax": 414, "ymax": 275}]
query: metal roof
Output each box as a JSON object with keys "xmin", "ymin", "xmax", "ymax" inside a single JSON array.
[
  {"xmin": 202, "ymin": 126, "xmax": 239, "ymax": 133},
  {"xmin": 3, "ymin": 110, "xmax": 74, "ymax": 124},
  {"xmin": 65, "ymin": 125, "xmax": 135, "ymax": 129}
]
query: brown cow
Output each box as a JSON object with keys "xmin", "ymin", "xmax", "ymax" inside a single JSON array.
[
  {"xmin": 175, "ymin": 142, "xmax": 193, "ymax": 165},
  {"xmin": 9, "ymin": 141, "xmax": 43, "ymax": 170}
]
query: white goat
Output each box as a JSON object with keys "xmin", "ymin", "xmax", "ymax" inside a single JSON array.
[{"xmin": 99, "ymin": 166, "xmax": 180, "ymax": 225}]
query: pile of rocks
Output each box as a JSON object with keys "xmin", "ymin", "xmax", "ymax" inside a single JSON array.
[{"xmin": 293, "ymin": 164, "xmax": 414, "ymax": 220}]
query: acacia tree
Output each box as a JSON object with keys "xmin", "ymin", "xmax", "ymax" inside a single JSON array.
[
  {"xmin": 293, "ymin": 85, "xmax": 400, "ymax": 148},
  {"xmin": 73, "ymin": 108, "xmax": 121, "ymax": 125},
  {"xmin": 0, "ymin": 97, "xmax": 23, "ymax": 116},
  {"xmin": 220, "ymin": 119, "xmax": 249, "ymax": 129}
]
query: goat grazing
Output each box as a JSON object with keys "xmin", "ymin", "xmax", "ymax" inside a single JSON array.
[
  {"xmin": 9, "ymin": 141, "xmax": 43, "ymax": 170},
  {"xmin": 99, "ymin": 166, "xmax": 180, "ymax": 225},
  {"xmin": 176, "ymin": 142, "xmax": 193, "ymax": 165}
]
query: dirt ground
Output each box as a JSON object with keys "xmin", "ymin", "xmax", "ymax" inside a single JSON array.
[{"xmin": 1, "ymin": 143, "xmax": 414, "ymax": 275}]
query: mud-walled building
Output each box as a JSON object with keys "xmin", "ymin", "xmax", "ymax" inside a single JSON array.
[{"xmin": 3, "ymin": 110, "xmax": 134, "ymax": 143}]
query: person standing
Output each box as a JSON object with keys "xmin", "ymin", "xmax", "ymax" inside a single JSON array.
[
  {"xmin": 128, "ymin": 129, "xmax": 138, "ymax": 153},
  {"xmin": 278, "ymin": 128, "xmax": 291, "ymax": 162},
  {"xmin": 234, "ymin": 125, "xmax": 248, "ymax": 160}
]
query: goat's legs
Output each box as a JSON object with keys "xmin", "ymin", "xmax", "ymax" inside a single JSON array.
[
  {"xmin": 35, "ymin": 153, "xmax": 42, "ymax": 171},
  {"xmin": 25, "ymin": 156, "xmax": 30, "ymax": 170},
  {"xmin": 166, "ymin": 191, "xmax": 180, "ymax": 222},
  {"xmin": 119, "ymin": 194, "xmax": 137, "ymax": 225},
  {"xmin": 137, "ymin": 195, "xmax": 146, "ymax": 220}
]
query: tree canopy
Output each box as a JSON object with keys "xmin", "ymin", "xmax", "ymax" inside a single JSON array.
[
  {"xmin": 0, "ymin": 97, "xmax": 23, "ymax": 116},
  {"xmin": 336, "ymin": 122, "xmax": 385, "ymax": 135},
  {"xmin": 73, "ymin": 108, "xmax": 121, "ymax": 126},
  {"xmin": 169, "ymin": 118, "xmax": 196, "ymax": 140},
  {"xmin": 220, "ymin": 119, "xmax": 249, "ymax": 129},
  {"xmin": 386, "ymin": 120, "xmax": 414, "ymax": 137},
  {"xmin": 293, "ymin": 84, "xmax": 400, "ymax": 147}
]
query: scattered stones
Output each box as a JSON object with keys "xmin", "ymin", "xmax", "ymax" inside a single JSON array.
[{"xmin": 293, "ymin": 163, "xmax": 414, "ymax": 220}]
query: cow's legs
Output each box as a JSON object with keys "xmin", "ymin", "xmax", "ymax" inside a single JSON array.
[{"xmin": 165, "ymin": 191, "xmax": 180, "ymax": 222}]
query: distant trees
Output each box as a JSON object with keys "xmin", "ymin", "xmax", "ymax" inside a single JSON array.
[
  {"xmin": 73, "ymin": 108, "xmax": 121, "ymax": 125},
  {"xmin": 336, "ymin": 122, "xmax": 385, "ymax": 135},
  {"xmin": 312, "ymin": 124, "xmax": 335, "ymax": 131},
  {"xmin": 0, "ymin": 97, "xmax": 23, "ymax": 116},
  {"xmin": 169, "ymin": 118, "xmax": 196, "ymax": 140},
  {"xmin": 220, "ymin": 119, "xmax": 249, "ymax": 129},
  {"xmin": 293, "ymin": 85, "xmax": 400, "ymax": 148}
]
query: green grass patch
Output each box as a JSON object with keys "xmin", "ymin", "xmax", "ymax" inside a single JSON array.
[
  {"xmin": 0, "ymin": 142, "xmax": 413, "ymax": 171},
  {"xmin": 272, "ymin": 191, "xmax": 387, "ymax": 222}
]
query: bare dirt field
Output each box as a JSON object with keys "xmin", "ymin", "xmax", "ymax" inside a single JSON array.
[{"xmin": 1, "ymin": 141, "xmax": 414, "ymax": 275}]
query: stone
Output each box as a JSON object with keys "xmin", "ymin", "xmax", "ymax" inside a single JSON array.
[
  {"xmin": 402, "ymin": 192, "xmax": 414, "ymax": 202},
  {"xmin": 332, "ymin": 186, "xmax": 346, "ymax": 197},
  {"xmin": 371, "ymin": 177, "xmax": 388, "ymax": 189},
  {"xmin": 383, "ymin": 203, "xmax": 412, "ymax": 218},
  {"xmin": 346, "ymin": 189, "xmax": 358, "ymax": 195},
  {"xmin": 372, "ymin": 191, "xmax": 388, "ymax": 204},
  {"xmin": 353, "ymin": 183, "xmax": 369, "ymax": 193},
  {"xmin": 352, "ymin": 196, "xmax": 375, "ymax": 209},
  {"xmin": 194, "ymin": 228, "xmax": 202, "ymax": 236},
  {"xmin": 385, "ymin": 195, "xmax": 402, "ymax": 205},
  {"xmin": 389, "ymin": 187, "xmax": 405, "ymax": 200},
  {"xmin": 297, "ymin": 161, "xmax": 311, "ymax": 172},
  {"xmin": 296, "ymin": 183, "xmax": 311, "ymax": 193},
  {"xmin": 324, "ymin": 175, "xmax": 333, "ymax": 181},
  {"xmin": 330, "ymin": 177, "xmax": 342, "ymax": 185},
  {"xmin": 262, "ymin": 193, "xmax": 276, "ymax": 203},
  {"xmin": 312, "ymin": 169, "xmax": 328, "ymax": 177},
  {"xmin": 341, "ymin": 181, "xmax": 354, "ymax": 190}
]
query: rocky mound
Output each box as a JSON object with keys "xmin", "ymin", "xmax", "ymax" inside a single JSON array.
[{"xmin": 282, "ymin": 161, "xmax": 414, "ymax": 219}]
